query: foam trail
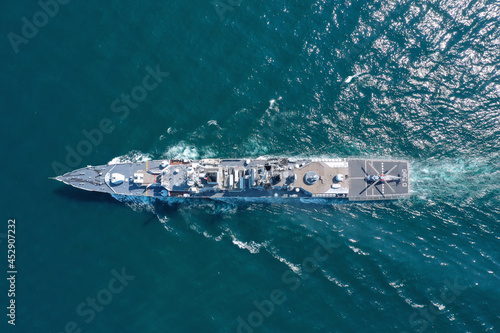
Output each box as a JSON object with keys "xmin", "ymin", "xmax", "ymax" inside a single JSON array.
[
  {"xmin": 230, "ymin": 233, "xmax": 268, "ymax": 254},
  {"xmin": 345, "ymin": 72, "xmax": 368, "ymax": 83},
  {"xmin": 162, "ymin": 142, "xmax": 200, "ymax": 160},
  {"xmin": 409, "ymin": 156, "xmax": 499, "ymax": 202},
  {"xmin": 265, "ymin": 248, "xmax": 302, "ymax": 274},
  {"xmin": 108, "ymin": 151, "xmax": 153, "ymax": 164},
  {"xmin": 111, "ymin": 194, "xmax": 155, "ymax": 212}
]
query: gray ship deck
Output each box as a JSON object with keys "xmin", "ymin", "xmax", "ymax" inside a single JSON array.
[{"xmin": 294, "ymin": 160, "xmax": 349, "ymax": 197}]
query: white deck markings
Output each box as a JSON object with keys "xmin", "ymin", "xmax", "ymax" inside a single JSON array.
[
  {"xmin": 365, "ymin": 160, "xmax": 372, "ymax": 196},
  {"xmin": 381, "ymin": 162, "xmax": 384, "ymax": 195}
]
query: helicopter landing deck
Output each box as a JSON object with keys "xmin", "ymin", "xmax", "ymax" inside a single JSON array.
[{"xmin": 348, "ymin": 159, "xmax": 410, "ymax": 201}]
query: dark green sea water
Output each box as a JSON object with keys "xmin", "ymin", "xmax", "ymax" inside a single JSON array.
[{"xmin": 1, "ymin": 0, "xmax": 499, "ymax": 332}]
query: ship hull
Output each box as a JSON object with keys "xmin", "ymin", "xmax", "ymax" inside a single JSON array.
[{"xmin": 56, "ymin": 158, "xmax": 410, "ymax": 201}]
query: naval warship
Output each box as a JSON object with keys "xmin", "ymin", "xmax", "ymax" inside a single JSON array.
[{"xmin": 55, "ymin": 157, "xmax": 410, "ymax": 201}]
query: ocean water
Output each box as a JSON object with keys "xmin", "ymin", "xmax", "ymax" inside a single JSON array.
[{"xmin": 1, "ymin": 0, "xmax": 499, "ymax": 332}]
